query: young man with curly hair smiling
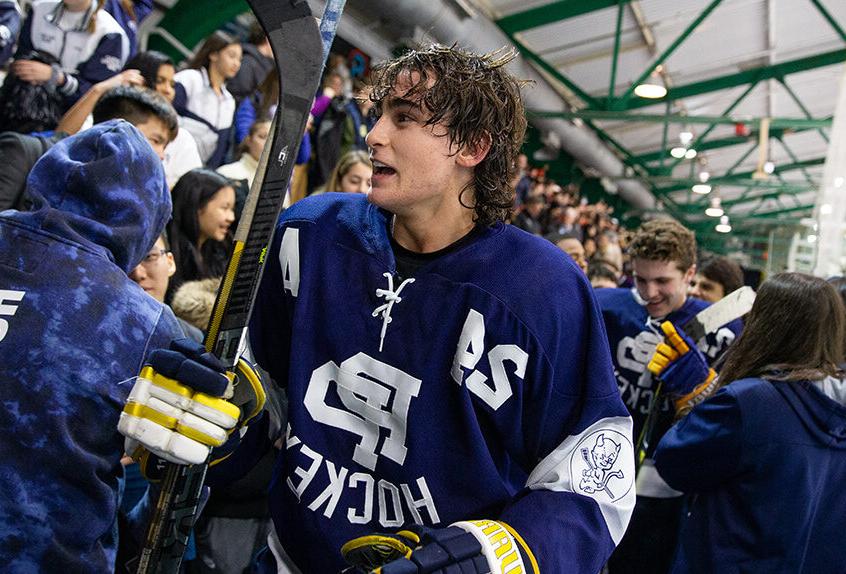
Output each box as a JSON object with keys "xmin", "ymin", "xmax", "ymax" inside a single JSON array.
[
  {"xmin": 121, "ymin": 44, "xmax": 635, "ymax": 574},
  {"xmin": 595, "ymin": 219, "xmax": 743, "ymax": 574}
]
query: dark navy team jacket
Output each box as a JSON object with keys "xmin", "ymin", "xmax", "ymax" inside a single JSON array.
[{"xmin": 655, "ymin": 377, "xmax": 846, "ymax": 573}]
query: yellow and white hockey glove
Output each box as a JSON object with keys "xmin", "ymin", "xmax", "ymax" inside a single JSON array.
[{"xmin": 118, "ymin": 338, "xmax": 265, "ymax": 472}]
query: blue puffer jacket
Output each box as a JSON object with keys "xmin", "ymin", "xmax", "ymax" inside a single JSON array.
[{"xmin": 0, "ymin": 120, "xmax": 182, "ymax": 572}]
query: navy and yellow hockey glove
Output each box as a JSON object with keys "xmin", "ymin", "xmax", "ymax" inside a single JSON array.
[
  {"xmin": 118, "ymin": 338, "xmax": 265, "ymax": 475},
  {"xmin": 647, "ymin": 322, "xmax": 717, "ymax": 410},
  {"xmin": 341, "ymin": 521, "xmax": 537, "ymax": 574}
]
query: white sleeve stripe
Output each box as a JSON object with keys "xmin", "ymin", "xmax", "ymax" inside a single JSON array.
[{"xmin": 526, "ymin": 415, "xmax": 636, "ymax": 545}]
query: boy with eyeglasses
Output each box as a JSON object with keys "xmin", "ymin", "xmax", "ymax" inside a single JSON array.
[{"xmin": 129, "ymin": 232, "xmax": 202, "ymax": 342}]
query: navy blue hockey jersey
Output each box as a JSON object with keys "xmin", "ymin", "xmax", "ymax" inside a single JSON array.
[
  {"xmin": 249, "ymin": 194, "xmax": 635, "ymax": 573},
  {"xmin": 594, "ymin": 288, "xmax": 741, "ymax": 496}
]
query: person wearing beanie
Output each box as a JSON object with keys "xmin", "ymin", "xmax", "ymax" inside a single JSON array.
[{"xmin": 0, "ymin": 119, "xmax": 183, "ymax": 572}]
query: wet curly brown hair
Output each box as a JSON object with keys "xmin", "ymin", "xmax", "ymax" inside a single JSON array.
[
  {"xmin": 629, "ymin": 219, "xmax": 697, "ymax": 271},
  {"xmin": 369, "ymin": 44, "xmax": 528, "ymax": 227}
]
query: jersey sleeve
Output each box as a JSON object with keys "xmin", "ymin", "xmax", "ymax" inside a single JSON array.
[
  {"xmin": 653, "ymin": 385, "xmax": 743, "ymax": 492},
  {"xmin": 0, "ymin": 1, "xmax": 21, "ymax": 65},
  {"xmin": 495, "ymin": 278, "xmax": 636, "ymax": 573}
]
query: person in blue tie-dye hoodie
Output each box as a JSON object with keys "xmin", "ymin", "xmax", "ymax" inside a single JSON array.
[{"xmin": 0, "ymin": 119, "xmax": 183, "ymax": 572}]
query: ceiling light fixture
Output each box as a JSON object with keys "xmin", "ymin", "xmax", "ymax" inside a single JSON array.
[
  {"xmin": 679, "ymin": 130, "xmax": 694, "ymax": 146},
  {"xmin": 692, "ymin": 184, "xmax": 712, "ymax": 195},
  {"xmin": 685, "ymin": 148, "xmax": 697, "ymax": 159},
  {"xmin": 715, "ymin": 215, "xmax": 732, "ymax": 233},
  {"xmin": 698, "ymin": 171, "xmax": 710, "ymax": 183},
  {"xmin": 705, "ymin": 197, "xmax": 724, "ymax": 217},
  {"xmin": 763, "ymin": 161, "xmax": 775, "ymax": 174},
  {"xmin": 634, "ymin": 73, "xmax": 667, "ymax": 99},
  {"xmin": 670, "ymin": 147, "xmax": 687, "ymax": 159}
]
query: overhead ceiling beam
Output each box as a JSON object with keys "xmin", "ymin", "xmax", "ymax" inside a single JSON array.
[
  {"xmin": 778, "ymin": 77, "xmax": 829, "ymax": 143},
  {"xmin": 609, "ymin": 48, "xmax": 846, "ymax": 111},
  {"xmin": 614, "ymin": 0, "xmax": 724, "ymax": 107},
  {"xmin": 633, "ymin": 132, "xmax": 771, "ymax": 164},
  {"xmin": 509, "ymin": 36, "xmax": 600, "ymax": 107},
  {"xmin": 675, "ymin": 187, "xmax": 813, "ymax": 212},
  {"xmin": 614, "ymin": 175, "xmax": 815, "ymax": 191},
  {"xmin": 663, "ymin": 80, "xmax": 760, "ymax": 172},
  {"xmin": 745, "ymin": 203, "xmax": 814, "ymax": 218},
  {"xmin": 654, "ymin": 157, "xmax": 825, "ymax": 194},
  {"xmin": 675, "ymin": 180, "xmax": 815, "ymax": 212},
  {"xmin": 810, "ymin": 0, "xmax": 846, "ymax": 43},
  {"xmin": 497, "ymin": 0, "xmax": 630, "ymax": 35},
  {"xmin": 528, "ymin": 110, "xmax": 832, "ymax": 129},
  {"xmin": 727, "ymin": 185, "xmax": 815, "ymax": 207}
]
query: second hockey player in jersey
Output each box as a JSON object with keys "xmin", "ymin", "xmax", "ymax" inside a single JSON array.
[
  {"xmin": 121, "ymin": 44, "xmax": 636, "ymax": 573},
  {"xmin": 596, "ymin": 220, "xmax": 743, "ymax": 574}
]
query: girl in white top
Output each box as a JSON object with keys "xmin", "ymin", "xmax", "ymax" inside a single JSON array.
[
  {"xmin": 174, "ymin": 31, "xmax": 242, "ymax": 168},
  {"xmin": 216, "ymin": 119, "xmax": 269, "ymax": 189}
]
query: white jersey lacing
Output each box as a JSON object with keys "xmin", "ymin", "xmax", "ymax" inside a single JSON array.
[{"xmin": 372, "ymin": 272, "xmax": 415, "ymax": 352}]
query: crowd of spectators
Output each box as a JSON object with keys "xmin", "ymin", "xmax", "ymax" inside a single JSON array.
[{"xmin": 509, "ymin": 155, "xmax": 633, "ymax": 288}]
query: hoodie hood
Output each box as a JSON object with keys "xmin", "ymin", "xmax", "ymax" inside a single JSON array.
[
  {"xmin": 776, "ymin": 377, "xmax": 846, "ymax": 448},
  {"xmin": 20, "ymin": 120, "xmax": 171, "ymax": 273}
]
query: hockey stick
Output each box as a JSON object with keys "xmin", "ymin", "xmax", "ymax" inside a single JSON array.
[
  {"xmin": 635, "ymin": 286, "xmax": 756, "ymax": 469},
  {"xmin": 134, "ymin": 2, "xmax": 344, "ymax": 572}
]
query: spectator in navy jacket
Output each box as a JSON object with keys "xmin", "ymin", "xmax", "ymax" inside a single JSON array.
[{"xmin": 0, "ymin": 0, "xmax": 21, "ymax": 67}]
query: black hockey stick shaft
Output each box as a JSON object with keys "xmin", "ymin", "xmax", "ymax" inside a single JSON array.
[{"xmin": 135, "ymin": 2, "xmax": 341, "ymax": 572}]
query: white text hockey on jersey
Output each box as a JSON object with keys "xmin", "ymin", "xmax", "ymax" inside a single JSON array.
[{"xmin": 285, "ymin": 430, "xmax": 441, "ymax": 528}]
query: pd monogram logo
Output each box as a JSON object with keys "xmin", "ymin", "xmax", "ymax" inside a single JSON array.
[{"xmin": 304, "ymin": 352, "xmax": 422, "ymax": 471}]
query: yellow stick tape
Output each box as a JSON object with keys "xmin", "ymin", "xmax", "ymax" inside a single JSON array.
[
  {"xmin": 205, "ymin": 240, "xmax": 244, "ymax": 353},
  {"xmin": 193, "ymin": 392, "xmax": 241, "ymax": 421}
]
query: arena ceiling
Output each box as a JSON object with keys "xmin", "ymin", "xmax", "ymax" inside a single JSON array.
[{"xmin": 485, "ymin": 0, "xmax": 846, "ymax": 262}]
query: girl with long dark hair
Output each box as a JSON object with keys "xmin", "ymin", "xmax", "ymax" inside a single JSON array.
[
  {"xmin": 173, "ymin": 31, "xmax": 242, "ymax": 167},
  {"xmin": 653, "ymin": 272, "xmax": 846, "ymax": 573},
  {"xmin": 166, "ymin": 168, "xmax": 235, "ymax": 302}
]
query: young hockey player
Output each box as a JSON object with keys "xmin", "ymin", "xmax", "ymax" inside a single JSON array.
[
  {"xmin": 595, "ymin": 219, "xmax": 743, "ymax": 574},
  {"xmin": 654, "ymin": 272, "xmax": 846, "ymax": 572},
  {"xmin": 119, "ymin": 45, "xmax": 635, "ymax": 573},
  {"xmin": 0, "ymin": 120, "xmax": 181, "ymax": 572}
]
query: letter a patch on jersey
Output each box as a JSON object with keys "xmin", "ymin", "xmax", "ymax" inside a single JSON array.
[{"xmin": 279, "ymin": 228, "xmax": 301, "ymax": 297}]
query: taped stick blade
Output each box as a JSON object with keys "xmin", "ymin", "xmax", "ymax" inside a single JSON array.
[{"xmin": 683, "ymin": 286, "xmax": 756, "ymax": 341}]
